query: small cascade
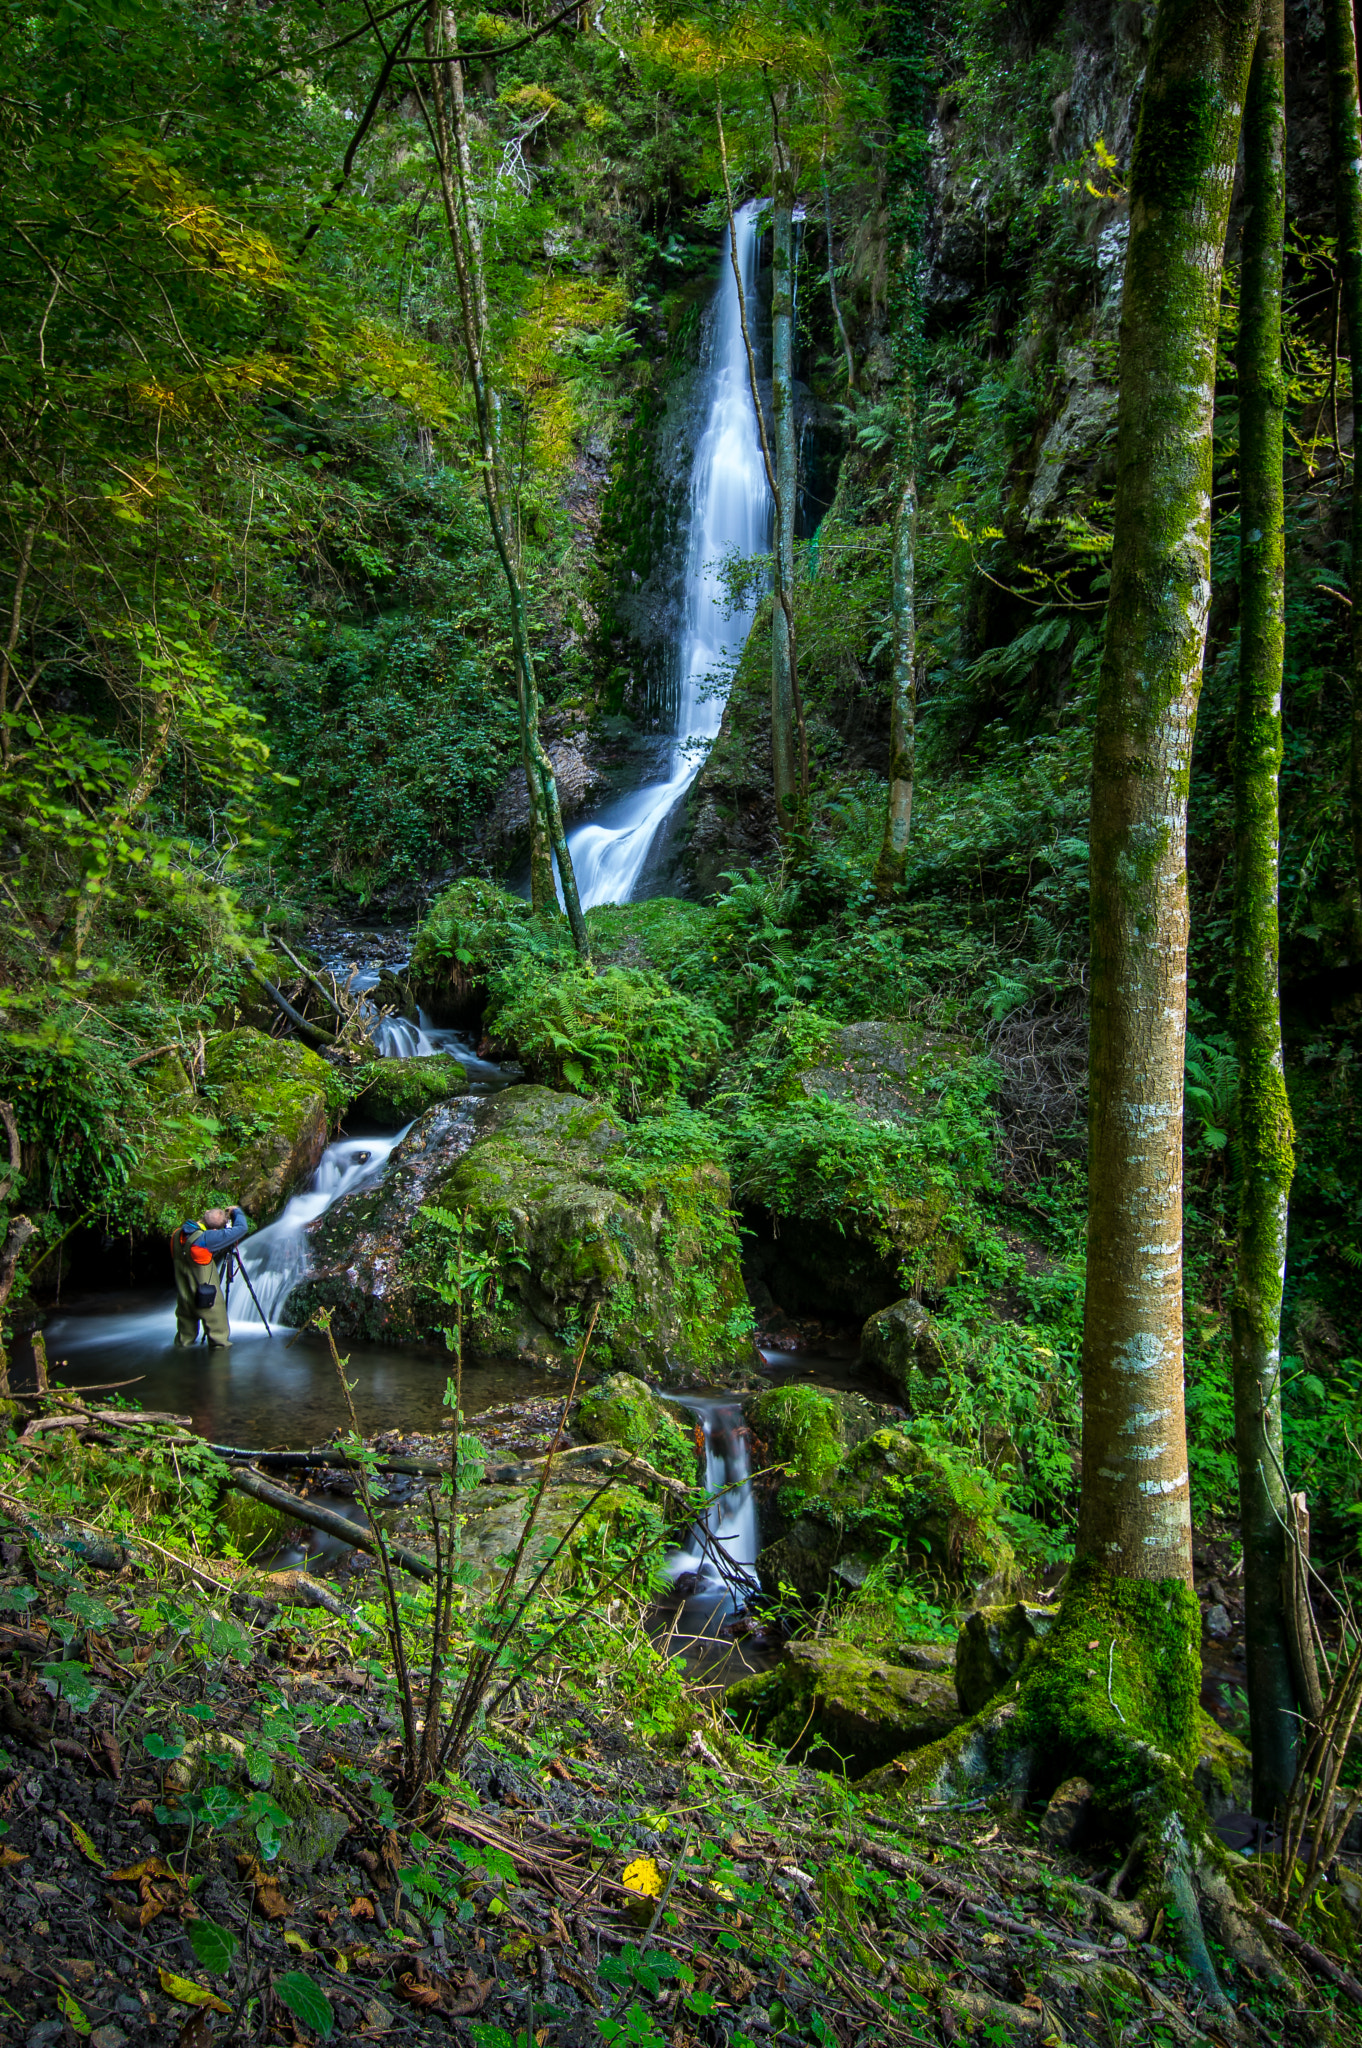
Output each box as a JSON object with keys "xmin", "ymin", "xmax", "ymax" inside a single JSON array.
[
  {"xmin": 233, "ymin": 1132, "xmax": 406, "ymax": 1331},
  {"xmin": 665, "ymin": 1394, "xmax": 760, "ymax": 1608}
]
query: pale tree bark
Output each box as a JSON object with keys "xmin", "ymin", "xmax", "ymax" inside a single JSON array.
[
  {"xmin": 769, "ymin": 106, "xmax": 805, "ymax": 829},
  {"xmin": 1326, "ymin": 0, "xmax": 1362, "ymax": 913},
  {"xmin": 873, "ymin": 0, "xmax": 928, "ymax": 898},
  {"xmin": 423, "ymin": 4, "xmax": 588, "ymax": 954},
  {"xmin": 1079, "ymin": 0, "xmax": 1258, "ymax": 1590},
  {"xmin": 1233, "ymin": 0, "xmax": 1300, "ymax": 1821}
]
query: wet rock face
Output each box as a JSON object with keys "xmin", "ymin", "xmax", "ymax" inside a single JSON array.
[
  {"xmin": 860, "ymin": 1297, "xmax": 947, "ymax": 1398},
  {"xmin": 726, "ymin": 1638, "xmax": 961, "ymax": 1775},
  {"xmin": 575, "ymin": 1372, "xmax": 700, "ymax": 1486},
  {"xmin": 290, "ymin": 1087, "xmax": 757, "ymax": 1383}
]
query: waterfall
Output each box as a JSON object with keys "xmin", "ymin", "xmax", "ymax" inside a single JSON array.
[
  {"xmin": 232, "ymin": 1134, "xmax": 407, "ymax": 1331},
  {"xmin": 665, "ymin": 1394, "xmax": 759, "ymax": 1607},
  {"xmin": 565, "ymin": 200, "xmax": 772, "ymax": 909}
]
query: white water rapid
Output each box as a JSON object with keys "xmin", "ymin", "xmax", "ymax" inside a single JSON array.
[
  {"xmin": 565, "ymin": 201, "xmax": 772, "ymax": 908},
  {"xmin": 665, "ymin": 1394, "xmax": 759, "ymax": 1610},
  {"xmin": 232, "ymin": 1133, "xmax": 408, "ymax": 1332}
]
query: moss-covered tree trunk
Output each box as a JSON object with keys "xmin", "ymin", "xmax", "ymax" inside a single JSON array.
[
  {"xmin": 1233, "ymin": 0, "xmax": 1299, "ymax": 1821},
  {"xmin": 1077, "ymin": 0, "xmax": 1257, "ymax": 1663},
  {"xmin": 424, "ymin": 3, "xmax": 589, "ymax": 956},
  {"xmin": 874, "ymin": 0, "xmax": 928, "ymax": 899},
  {"xmin": 770, "ymin": 179, "xmax": 801, "ymax": 833},
  {"xmin": 1326, "ymin": 0, "xmax": 1362, "ymax": 912}
]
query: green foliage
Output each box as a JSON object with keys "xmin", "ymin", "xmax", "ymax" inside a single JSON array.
[{"xmin": 490, "ymin": 965, "xmax": 728, "ymax": 1114}]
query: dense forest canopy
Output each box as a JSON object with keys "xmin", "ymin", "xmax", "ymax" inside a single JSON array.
[{"xmin": 1, "ymin": 0, "xmax": 1361, "ymax": 2041}]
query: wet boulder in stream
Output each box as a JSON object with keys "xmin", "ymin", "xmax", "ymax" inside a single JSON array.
[
  {"xmin": 350, "ymin": 1052, "xmax": 468, "ymax": 1125},
  {"xmin": 290, "ymin": 1085, "xmax": 758, "ymax": 1384}
]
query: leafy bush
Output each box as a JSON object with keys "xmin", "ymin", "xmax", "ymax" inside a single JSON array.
[{"xmin": 489, "ymin": 965, "xmax": 728, "ymax": 1114}]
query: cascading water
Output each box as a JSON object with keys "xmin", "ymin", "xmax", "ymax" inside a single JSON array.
[
  {"xmin": 665, "ymin": 1394, "xmax": 759, "ymax": 1610},
  {"xmin": 233, "ymin": 1133, "xmax": 407, "ymax": 1331},
  {"xmin": 565, "ymin": 201, "xmax": 772, "ymax": 908}
]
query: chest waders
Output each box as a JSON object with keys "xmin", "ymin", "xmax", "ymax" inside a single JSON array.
[{"xmin": 171, "ymin": 1221, "xmax": 232, "ymax": 1350}]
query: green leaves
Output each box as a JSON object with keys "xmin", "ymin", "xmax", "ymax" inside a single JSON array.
[
  {"xmin": 188, "ymin": 1917, "xmax": 239, "ymax": 1976},
  {"xmin": 39, "ymin": 1659, "xmax": 100, "ymax": 1713},
  {"xmin": 273, "ymin": 1971, "xmax": 334, "ymax": 2039}
]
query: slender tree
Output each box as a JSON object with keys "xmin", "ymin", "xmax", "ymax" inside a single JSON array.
[
  {"xmin": 1233, "ymin": 0, "xmax": 1300, "ymax": 1821},
  {"xmin": 420, "ymin": 2, "xmax": 590, "ymax": 955},
  {"xmin": 1326, "ymin": 0, "xmax": 1362, "ymax": 909},
  {"xmin": 873, "ymin": 0, "xmax": 928, "ymax": 898}
]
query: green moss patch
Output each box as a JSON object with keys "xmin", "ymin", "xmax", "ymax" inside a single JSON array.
[
  {"xmin": 351, "ymin": 1053, "xmax": 468, "ymax": 1126},
  {"xmin": 576, "ymin": 1372, "xmax": 700, "ymax": 1486}
]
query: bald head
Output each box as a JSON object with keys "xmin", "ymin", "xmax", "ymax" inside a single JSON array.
[{"xmin": 203, "ymin": 1208, "xmax": 229, "ymax": 1230}]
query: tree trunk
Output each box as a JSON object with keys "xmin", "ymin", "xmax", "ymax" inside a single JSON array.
[
  {"xmin": 424, "ymin": 3, "xmax": 587, "ymax": 953},
  {"xmin": 1078, "ymin": 0, "xmax": 1257, "ymax": 1596},
  {"xmin": 1326, "ymin": 0, "xmax": 1362, "ymax": 912},
  {"xmin": 874, "ymin": 0, "xmax": 928, "ymax": 899},
  {"xmin": 1233, "ymin": 0, "xmax": 1299, "ymax": 1822},
  {"xmin": 770, "ymin": 181, "xmax": 801, "ymax": 832}
]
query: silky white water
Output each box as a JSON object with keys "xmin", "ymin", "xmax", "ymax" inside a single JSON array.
[
  {"xmin": 565, "ymin": 201, "xmax": 772, "ymax": 908},
  {"xmin": 665, "ymin": 1394, "xmax": 759, "ymax": 1609},
  {"xmin": 232, "ymin": 1133, "xmax": 408, "ymax": 1331}
]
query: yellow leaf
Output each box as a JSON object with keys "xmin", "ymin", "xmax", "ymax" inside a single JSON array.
[
  {"xmin": 58, "ymin": 1988, "xmax": 91, "ymax": 2037},
  {"xmin": 283, "ymin": 1931, "xmax": 314, "ymax": 1953},
  {"xmin": 158, "ymin": 1969, "xmax": 230, "ymax": 2013},
  {"xmin": 60, "ymin": 1809, "xmax": 105, "ymax": 1869},
  {"xmin": 330, "ymin": 1951, "xmax": 349, "ymax": 1974},
  {"xmin": 622, "ymin": 1856, "xmax": 664, "ymax": 1899}
]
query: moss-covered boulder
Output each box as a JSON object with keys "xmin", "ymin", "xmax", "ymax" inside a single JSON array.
[
  {"xmin": 860, "ymin": 1297, "xmax": 947, "ymax": 1398},
  {"xmin": 955, "ymin": 1600, "xmax": 1058, "ymax": 1716},
  {"xmin": 757, "ymin": 1426, "xmax": 1014, "ymax": 1604},
  {"xmin": 132, "ymin": 1027, "xmax": 346, "ymax": 1232},
  {"xmin": 410, "ymin": 878, "xmax": 544, "ymax": 1029},
  {"xmin": 726, "ymin": 1638, "xmax": 961, "ymax": 1774},
  {"xmin": 734, "ymin": 1019, "xmax": 978, "ymax": 1322},
  {"xmin": 1193, "ymin": 1715, "xmax": 1253, "ymax": 1819},
  {"xmin": 576, "ymin": 1373, "xmax": 700, "ymax": 1487},
  {"xmin": 746, "ymin": 1385, "xmax": 895, "ymax": 1493},
  {"xmin": 351, "ymin": 1053, "xmax": 468, "ymax": 1126},
  {"xmin": 292, "ymin": 1088, "xmax": 758, "ymax": 1383}
]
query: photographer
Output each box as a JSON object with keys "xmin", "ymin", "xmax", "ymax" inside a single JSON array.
[{"xmin": 171, "ymin": 1206, "xmax": 250, "ymax": 1350}]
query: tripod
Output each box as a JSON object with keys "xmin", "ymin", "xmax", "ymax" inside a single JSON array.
[{"xmin": 208, "ymin": 1246, "xmax": 273, "ymax": 1340}]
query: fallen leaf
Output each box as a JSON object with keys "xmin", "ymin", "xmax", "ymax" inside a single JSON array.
[
  {"xmin": 350, "ymin": 1894, "xmax": 375, "ymax": 1920},
  {"xmin": 622, "ymin": 1855, "xmax": 664, "ymax": 1899},
  {"xmin": 395, "ymin": 1972, "xmax": 443, "ymax": 2010},
  {"xmin": 0, "ymin": 1847, "xmax": 27, "ymax": 1869},
  {"xmin": 60, "ymin": 1810, "xmax": 106, "ymax": 1869},
  {"xmin": 1086, "ymin": 1640, "xmax": 1100, "ymax": 1651},
  {"xmin": 158, "ymin": 1969, "xmax": 230, "ymax": 2014},
  {"xmin": 283, "ymin": 1931, "xmax": 314, "ymax": 1953},
  {"xmin": 175, "ymin": 2013, "xmax": 216, "ymax": 2048},
  {"xmin": 57, "ymin": 1987, "xmax": 91, "ymax": 2037},
  {"xmin": 131, "ymin": 1798, "xmax": 155, "ymax": 1817},
  {"xmin": 446, "ymin": 1974, "xmax": 494, "ymax": 2017},
  {"xmin": 58, "ymin": 1960, "xmax": 97, "ymax": 1985},
  {"xmin": 107, "ymin": 1857, "xmax": 180, "ymax": 1884},
  {"xmin": 547, "ymin": 1757, "xmax": 573, "ymax": 1782},
  {"xmin": 981, "ymin": 1933, "xmax": 1006, "ymax": 1948},
  {"xmin": 235, "ymin": 1853, "xmax": 288, "ymax": 1921},
  {"xmin": 95, "ymin": 1729, "xmax": 123, "ymax": 1780}
]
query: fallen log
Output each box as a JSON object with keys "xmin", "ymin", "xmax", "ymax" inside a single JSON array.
[
  {"xmin": 245, "ymin": 962, "xmax": 337, "ymax": 1048},
  {"xmin": 226, "ymin": 1464, "xmax": 434, "ymax": 1581}
]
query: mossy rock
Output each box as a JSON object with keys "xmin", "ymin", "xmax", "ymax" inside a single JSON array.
[
  {"xmin": 1192, "ymin": 1713, "xmax": 1252, "ymax": 1819},
  {"xmin": 796, "ymin": 1020, "xmax": 971, "ymax": 1122},
  {"xmin": 860, "ymin": 1297, "xmax": 947, "ymax": 1401},
  {"xmin": 746, "ymin": 1387, "xmax": 846, "ymax": 1492},
  {"xmin": 726, "ymin": 1637, "xmax": 960, "ymax": 1775},
  {"xmin": 747, "ymin": 1385, "xmax": 896, "ymax": 1493},
  {"xmin": 166, "ymin": 1736, "xmax": 348, "ymax": 1872},
  {"xmin": 575, "ymin": 1372, "xmax": 699, "ymax": 1487},
  {"xmin": 758, "ymin": 1427, "xmax": 1014, "ymax": 1604},
  {"xmin": 955, "ymin": 1601, "xmax": 1058, "ymax": 1716},
  {"xmin": 351, "ymin": 1053, "xmax": 468, "ymax": 1126},
  {"xmin": 132, "ymin": 1026, "xmax": 346, "ymax": 1233},
  {"xmin": 411, "ymin": 878, "xmax": 539, "ymax": 1028},
  {"xmin": 292, "ymin": 1087, "xmax": 758, "ymax": 1384}
]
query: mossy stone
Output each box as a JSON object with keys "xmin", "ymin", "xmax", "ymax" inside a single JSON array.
[
  {"xmin": 351, "ymin": 1053, "xmax": 468, "ymax": 1126},
  {"xmin": 746, "ymin": 1387, "xmax": 845, "ymax": 1491},
  {"xmin": 860, "ymin": 1297, "xmax": 947, "ymax": 1401},
  {"xmin": 955, "ymin": 1601, "xmax": 1058, "ymax": 1716},
  {"xmin": 726, "ymin": 1637, "xmax": 960, "ymax": 1775},
  {"xmin": 132, "ymin": 1026, "xmax": 345, "ymax": 1232},
  {"xmin": 576, "ymin": 1372, "xmax": 699, "ymax": 1486}
]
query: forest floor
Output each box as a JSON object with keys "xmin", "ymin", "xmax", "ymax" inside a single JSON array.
[{"xmin": 0, "ymin": 1395, "xmax": 1359, "ymax": 2048}]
